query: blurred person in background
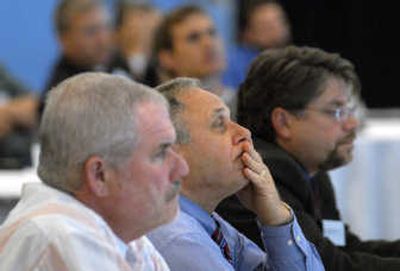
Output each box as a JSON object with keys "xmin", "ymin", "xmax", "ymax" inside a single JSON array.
[
  {"xmin": 39, "ymin": 0, "xmax": 113, "ymax": 116},
  {"xmin": 0, "ymin": 64, "xmax": 37, "ymax": 169},
  {"xmin": 223, "ymin": 0, "xmax": 291, "ymax": 90},
  {"xmin": 108, "ymin": 2, "xmax": 161, "ymax": 86},
  {"xmin": 153, "ymin": 5, "xmax": 237, "ymax": 115}
]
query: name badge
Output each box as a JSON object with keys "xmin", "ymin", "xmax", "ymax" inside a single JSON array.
[{"xmin": 322, "ymin": 219, "xmax": 346, "ymax": 246}]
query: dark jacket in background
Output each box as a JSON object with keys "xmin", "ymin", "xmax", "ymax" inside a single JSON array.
[
  {"xmin": 217, "ymin": 137, "xmax": 400, "ymax": 271},
  {"xmin": 39, "ymin": 55, "xmax": 92, "ymax": 117}
]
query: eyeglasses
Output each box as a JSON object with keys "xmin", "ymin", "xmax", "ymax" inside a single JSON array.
[{"xmin": 305, "ymin": 106, "xmax": 357, "ymax": 122}]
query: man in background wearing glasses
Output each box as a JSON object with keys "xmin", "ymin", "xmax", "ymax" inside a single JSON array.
[{"xmin": 217, "ymin": 46, "xmax": 400, "ymax": 270}]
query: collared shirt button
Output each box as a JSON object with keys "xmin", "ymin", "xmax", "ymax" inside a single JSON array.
[{"xmin": 287, "ymin": 239, "xmax": 293, "ymax": 246}]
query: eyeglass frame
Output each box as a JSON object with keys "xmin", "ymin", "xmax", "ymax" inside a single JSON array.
[{"xmin": 301, "ymin": 105, "xmax": 358, "ymax": 122}]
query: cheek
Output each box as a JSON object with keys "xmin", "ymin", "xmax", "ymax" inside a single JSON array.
[
  {"xmin": 146, "ymin": 166, "xmax": 171, "ymax": 196},
  {"xmin": 312, "ymin": 123, "xmax": 339, "ymax": 144}
]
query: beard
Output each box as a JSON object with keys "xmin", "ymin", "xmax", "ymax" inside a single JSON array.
[{"xmin": 318, "ymin": 132, "xmax": 356, "ymax": 171}]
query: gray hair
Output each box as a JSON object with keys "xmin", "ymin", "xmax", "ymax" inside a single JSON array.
[
  {"xmin": 156, "ymin": 77, "xmax": 202, "ymax": 144},
  {"xmin": 38, "ymin": 72, "xmax": 167, "ymax": 192}
]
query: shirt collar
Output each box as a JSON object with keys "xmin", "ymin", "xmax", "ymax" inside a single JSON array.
[{"xmin": 179, "ymin": 195, "xmax": 217, "ymax": 235}]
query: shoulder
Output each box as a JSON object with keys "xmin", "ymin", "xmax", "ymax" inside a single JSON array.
[
  {"xmin": 4, "ymin": 198, "xmax": 118, "ymax": 251},
  {"xmin": 147, "ymin": 212, "xmax": 232, "ymax": 271},
  {"xmin": 148, "ymin": 210, "xmax": 212, "ymax": 251},
  {"xmin": 255, "ymin": 139, "xmax": 305, "ymax": 179}
]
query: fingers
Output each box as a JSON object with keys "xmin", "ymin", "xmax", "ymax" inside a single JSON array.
[
  {"xmin": 241, "ymin": 151, "xmax": 265, "ymax": 175},
  {"xmin": 242, "ymin": 154, "xmax": 273, "ymax": 189},
  {"xmin": 243, "ymin": 143, "xmax": 263, "ymax": 163}
]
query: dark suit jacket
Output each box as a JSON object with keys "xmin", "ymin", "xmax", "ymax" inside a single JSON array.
[{"xmin": 217, "ymin": 137, "xmax": 400, "ymax": 271}]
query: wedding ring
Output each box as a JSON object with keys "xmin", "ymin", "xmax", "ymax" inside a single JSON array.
[{"xmin": 260, "ymin": 170, "xmax": 267, "ymax": 178}]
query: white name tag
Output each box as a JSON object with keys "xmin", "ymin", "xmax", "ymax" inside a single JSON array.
[{"xmin": 322, "ymin": 219, "xmax": 346, "ymax": 246}]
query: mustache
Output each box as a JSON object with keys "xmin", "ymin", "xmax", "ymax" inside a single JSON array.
[
  {"xmin": 166, "ymin": 180, "xmax": 181, "ymax": 202},
  {"xmin": 338, "ymin": 131, "xmax": 356, "ymax": 145}
]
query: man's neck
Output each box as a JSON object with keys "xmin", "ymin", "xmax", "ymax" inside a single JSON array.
[
  {"xmin": 181, "ymin": 189, "xmax": 222, "ymax": 213},
  {"xmin": 274, "ymin": 139, "xmax": 319, "ymax": 177}
]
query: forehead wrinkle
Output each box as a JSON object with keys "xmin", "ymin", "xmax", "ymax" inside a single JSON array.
[
  {"xmin": 136, "ymin": 112, "xmax": 176, "ymax": 143},
  {"xmin": 136, "ymin": 124, "xmax": 177, "ymax": 150}
]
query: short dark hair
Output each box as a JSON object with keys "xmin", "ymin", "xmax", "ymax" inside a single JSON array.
[
  {"xmin": 238, "ymin": 45, "xmax": 361, "ymax": 142},
  {"xmin": 153, "ymin": 5, "xmax": 206, "ymax": 55},
  {"xmin": 55, "ymin": 0, "xmax": 104, "ymax": 35}
]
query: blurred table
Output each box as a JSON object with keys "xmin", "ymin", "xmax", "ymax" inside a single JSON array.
[
  {"xmin": 0, "ymin": 167, "xmax": 40, "ymax": 198},
  {"xmin": 330, "ymin": 116, "xmax": 400, "ymax": 241}
]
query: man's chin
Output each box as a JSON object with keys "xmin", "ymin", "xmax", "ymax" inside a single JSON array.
[
  {"xmin": 319, "ymin": 154, "xmax": 350, "ymax": 171},
  {"xmin": 235, "ymin": 175, "xmax": 250, "ymax": 192},
  {"xmin": 161, "ymin": 199, "xmax": 180, "ymax": 225}
]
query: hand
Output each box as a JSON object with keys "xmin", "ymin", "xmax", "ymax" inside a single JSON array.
[{"xmin": 236, "ymin": 142, "xmax": 292, "ymax": 226}]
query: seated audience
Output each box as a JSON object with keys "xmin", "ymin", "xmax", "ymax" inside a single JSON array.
[
  {"xmin": 0, "ymin": 64, "xmax": 38, "ymax": 169},
  {"xmin": 0, "ymin": 72, "xmax": 188, "ymax": 270},
  {"xmin": 39, "ymin": 0, "xmax": 113, "ymax": 115},
  {"xmin": 148, "ymin": 77, "xmax": 324, "ymax": 270},
  {"xmin": 217, "ymin": 45, "xmax": 400, "ymax": 270},
  {"xmin": 108, "ymin": 2, "xmax": 161, "ymax": 86}
]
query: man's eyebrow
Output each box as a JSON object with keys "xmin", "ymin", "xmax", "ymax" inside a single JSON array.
[
  {"xmin": 155, "ymin": 142, "xmax": 173, "ymax": 154},
  {"xmin": 212, "ymin": 107, "xmax": 228, "ymax": 117},
  {"xmin": 327, "ymin": 99, "xmax": 348, "ymax": 107},
  {"xmin": 212, "ymin": 106, "xmax": 232, "ymax": 120}
]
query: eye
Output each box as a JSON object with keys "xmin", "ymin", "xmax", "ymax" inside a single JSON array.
[
  {"xmin": 187, "ymin": 31, "xmax": 201, "ymax": 43},
  {"xmin": 153, "ymin": 144, "xmax": 171, "ymax": 161},
  {"xmin": 156, "ymin": 148, "xmax": 167, "ymax": 159},
  {"xmin": 211, "ymin": 116, "xmax": 227, "ymax": 132}
]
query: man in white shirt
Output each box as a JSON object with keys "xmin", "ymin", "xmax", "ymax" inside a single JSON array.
[{"xmin": 0, "ymin": 72, "xmax": 188, "ymax": 270}]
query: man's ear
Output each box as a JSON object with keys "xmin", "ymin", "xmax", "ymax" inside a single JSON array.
[
  {"xmin": 82, "ymin": 156, "xmax": 110, "ymax": 197},
  {"xmin": 271, "ymin": 107, "xmax": 292, "ymax": 139}
]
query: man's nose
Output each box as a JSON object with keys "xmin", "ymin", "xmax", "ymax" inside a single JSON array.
[
  {"xmin": 170, "ymin": 149, "xmax": 189, "ymax": 181},
  {"xmin": 232, "ymin": 122, "xmax": 252, "ymax": 145}
]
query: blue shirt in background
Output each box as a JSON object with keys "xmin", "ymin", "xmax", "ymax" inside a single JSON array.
[{"xmin": 222, "ymin": 45, "xmax": 260, "ymax": 91}]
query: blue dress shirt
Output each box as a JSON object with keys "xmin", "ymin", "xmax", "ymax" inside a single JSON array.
[{"xmin": 148, "ymin": 195, "xmax": 324, "ymax": 271}]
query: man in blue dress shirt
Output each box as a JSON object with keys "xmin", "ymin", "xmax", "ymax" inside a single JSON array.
[{"xmin": 148, "ymin": 77, "xmax": 324, "ymax": 270}]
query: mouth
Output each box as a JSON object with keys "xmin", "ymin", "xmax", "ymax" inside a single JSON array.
[
  {"xmin": 173, "ymin": 180, "xmax": 181, "ymax": 188},
  {"xmin": 166, "ymin": 180, "xmax": 181, "ymax": 202},
  {"xmin": 205, "ymin": 50, "xmax": 222, "ymax": 63},
  {"xmin": 338, "ymin": 132, "xmax": 356, "ymax": 146},
  {"xmin": 233, "ymin": 151, "xmax": 246, "ymax": 168}
]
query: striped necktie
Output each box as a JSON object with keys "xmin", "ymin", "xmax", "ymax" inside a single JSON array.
[{"xmin": 211, "ymin": 215, "xmax": 233, "ymax": 265}]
